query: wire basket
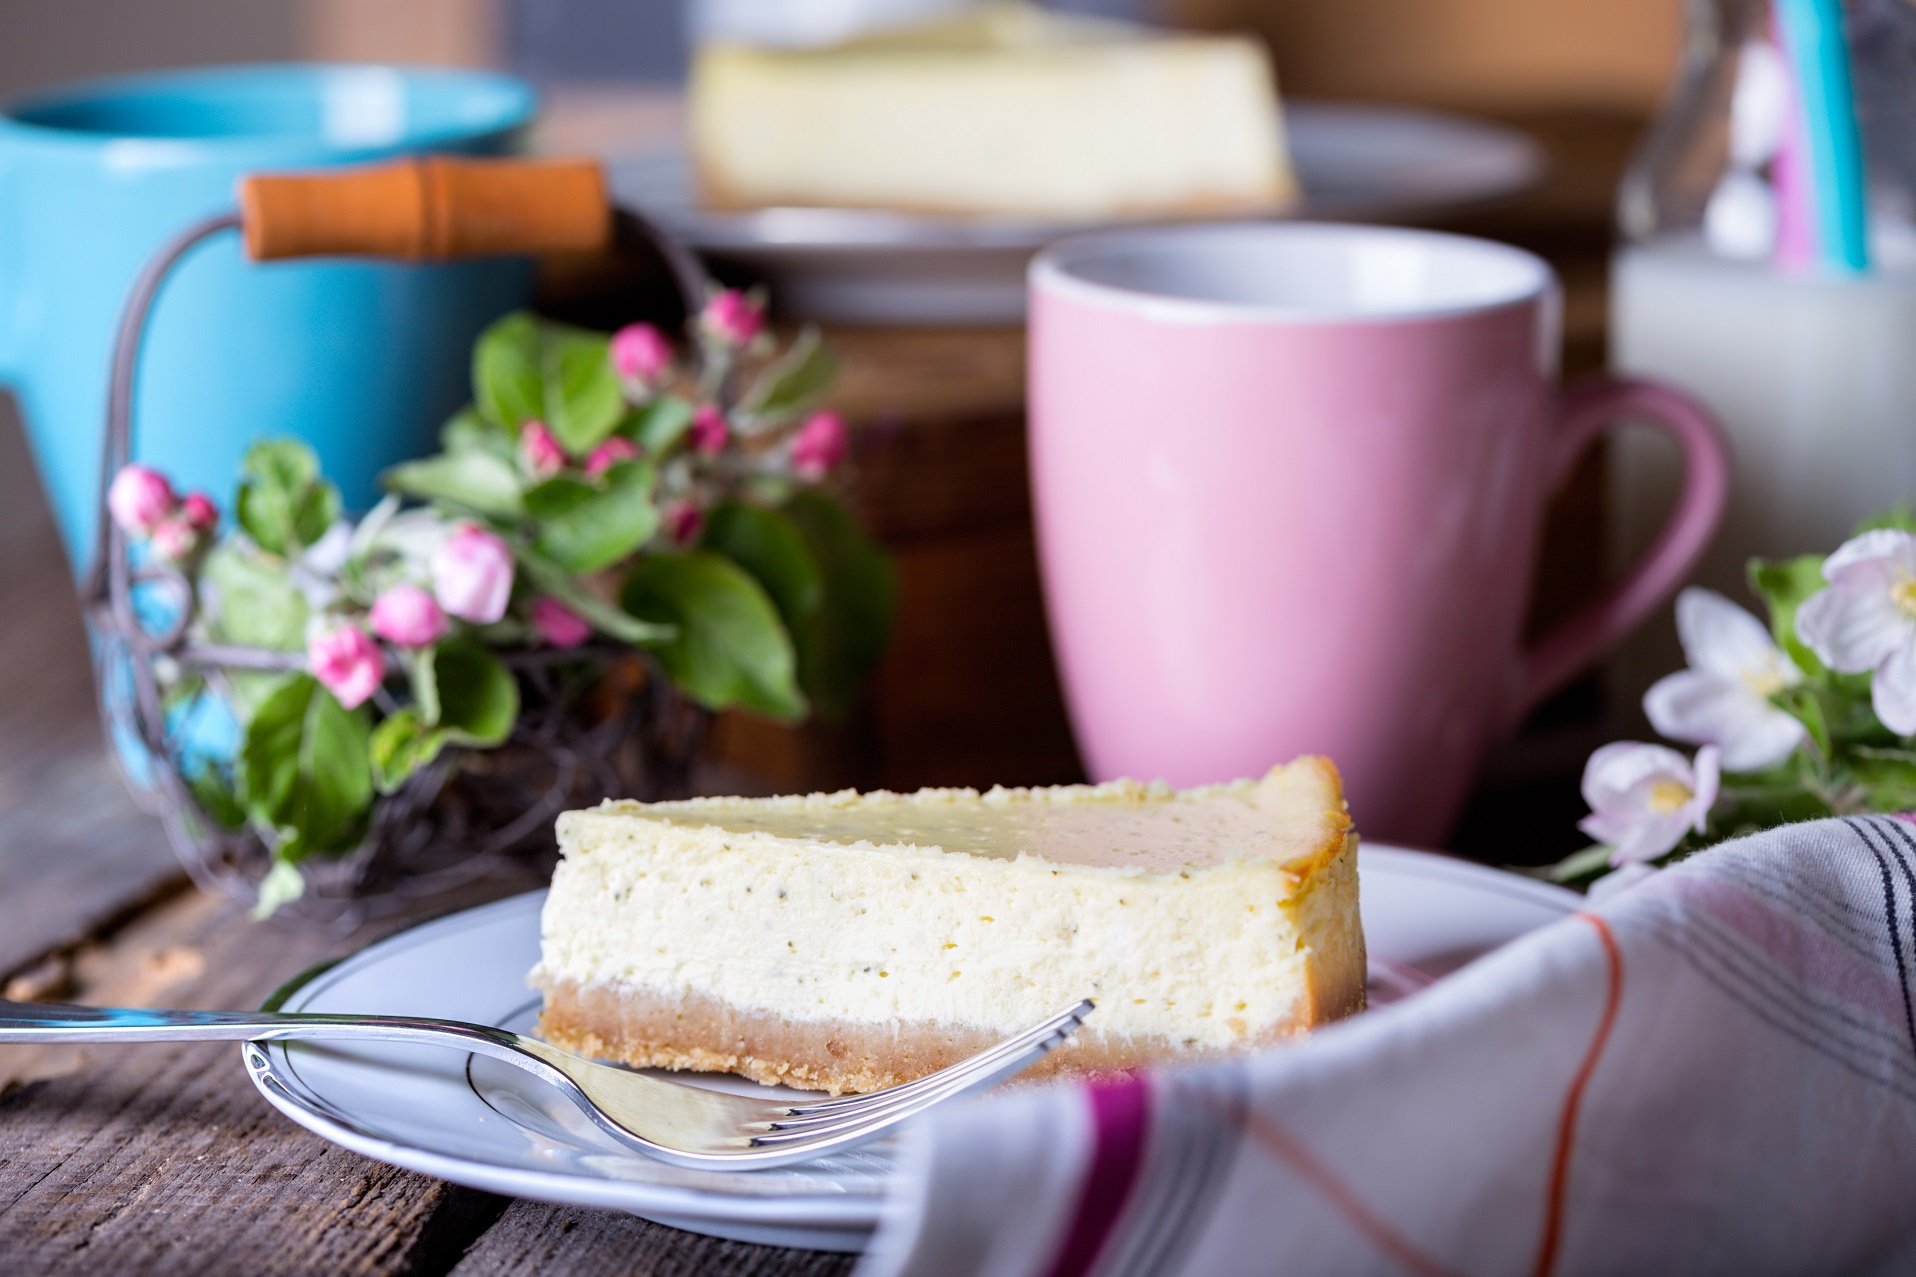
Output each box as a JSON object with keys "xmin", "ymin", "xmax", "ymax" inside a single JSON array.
[{"xmin": 81, "ymin": 158, "xmax": 717, "ymax": 930}]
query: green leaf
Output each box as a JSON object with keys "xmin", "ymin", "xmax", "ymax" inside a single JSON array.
[
  {"xmin": 738, "ymin": 327, "xmax": 837, "ymax": 427},
  {"xmin": 244, "ymin": 437, "xmax": 319, "ymax": 491},
  {"xmin": 702, "ymin": 502, "xmax": 825, "ymax": 625},
  {"xmin": 202, "ymin": 544, "xmax": 309, "ymax": 651},
  {"xmin": 252, "ymin": 860, "xmax": 307, "ymax": 920},
  {"xmin": 442, "ymin": 406, "xmax": 515, "ymax": 460},
  {"xmin": 783, "ymin": 491, "xmax": 895, "ymax": 718},
  {"xmin": 531, "ymin": 461, "xmax": 660, "ymax": 575},
  {"xmin": 408, "ymin": 646, "xmax": 442, "ymax": 726},
  {"xmin": 223, "ymin": 672, "xmax": 288, "ymax": 721},
  {"xmin": 544, "ymin": 327, "xmax": 625, "ymax": 454},
  {"xmin": 235, "ymin": 439, "xmax": 339, "ymax": 557},
  {"xmin": 1749, "ymin": 555, "xmax": 1828, "ymax": 678},
  {"xmin": 293, "ymin": 481, "xmax": 341, "ymax": 549},
  {"xmin": 474, "ymin": 312, "xmax": 544, "ymax": 431},
  {"xmin": 431, "ymin": 638, "xmax": 519, "ymax": 746},
  {"xmin": 1534, "ymin": 843, "xmax": 1614, "ymax": 885},
  {"xmin": 383, "ymin": 450, "xmax": 526, "ymax": 519},
  {"xmin": 1711, "ymin": 790, "xmax": 1832, "ymax": 835},
  {"xmin": 185, "ymin": 762, "xmax": 246, "ymax": 830},
  {"xmin": 238, "ymin": 674, "xmax": 374, "ymax": 862},
  {"xmin": 1847, "ymin": 746, "xmax": 1916, "ymax": 811},
  {"xmin": 515, "ymin": 547, "xmax": 672, "ymax": 645},
  {"xmin": 628, "ymin": 397, "xmax": 695, "ymax": 452},
  {"xmin": 369, "ymin": 707, "xmax": 450, "ymax": 794},
  {"xmin": 1856, "ymin": 508, "xmax": 1916, "ymax": 535},
  {"xmin": 475, "ymin": 313, "xmax": 626, "ymax": 452},
  {"xmin": 1775, "ymin": 685, "xmax": 1834, "ymax": 759},
  {"xmin": 621, "ymin": 551, "xmax": 805, "ymax": 719},
  {"xmin": 523, "ymin": 473, "xmax": 597, "ymax": 521}
]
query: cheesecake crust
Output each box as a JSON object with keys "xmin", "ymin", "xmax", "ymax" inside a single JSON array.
[
  {"xmin": 692, "ymin": 156, "xmax": 1294, "ymax": 220},
  {"xmin": 537, "ymin": 943, "xmax": 1360, "ymax": 1095}
]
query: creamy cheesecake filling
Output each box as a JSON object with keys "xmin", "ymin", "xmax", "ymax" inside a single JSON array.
[
  {"xmin": 688, "ymin": 5, "xmax": 1292, "ymax": 219},
  {"xmin": 639, "ymin": 773, "xmax": 1340, "ymax": 872},
  {"xmin": 693, "ymin": 44, "xmax": 1286, "ymax": 218},
  {"xmin": 536, "ymin": 838, "xmax": 1339, "ymax": 1046},
  {"xmin": 532, "ymin": 762, "xmax": 1364, "ymax": 1091}
]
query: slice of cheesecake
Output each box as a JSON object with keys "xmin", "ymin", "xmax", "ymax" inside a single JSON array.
[
  {"xmin": 687, "ymin": 3, "xmax": 1295, "ymax": 220},
  {"xmin": 532, "ymin": 758, "xmax": 1363, "ymax": 1094}
]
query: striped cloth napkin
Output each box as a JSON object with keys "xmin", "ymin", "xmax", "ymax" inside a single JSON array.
[{"xmin": 857, "ymin": 816, "xmax": 1916, "ymax": 1277}]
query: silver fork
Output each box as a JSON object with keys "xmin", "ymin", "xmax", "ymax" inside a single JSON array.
[{"xmin": 0, "ymin": 996, "xmax": 1093, "ymax": 1169}]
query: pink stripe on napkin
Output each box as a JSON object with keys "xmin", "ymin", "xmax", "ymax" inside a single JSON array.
[{"xmin": 1039, "ymin": 1076, "xmax": 1150, "ymax": 1277}]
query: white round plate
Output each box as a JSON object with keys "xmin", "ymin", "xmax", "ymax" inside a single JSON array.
[
  {"xmin": 610, "ymin": 102, "xmax": 1546, "ymax": 325},
  {"xmin": 245, "ymin": 845, "xmax": 1575, "ymax": 1252}
]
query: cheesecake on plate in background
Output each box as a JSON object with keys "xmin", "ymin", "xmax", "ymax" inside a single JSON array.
[
  {"xmin": 688, "ymin": 1, "xmax": 1296, "ymax": 221},
  {"xmin": 532, "ymin": 758, "xmax": 1363, "ymax": 1095}
]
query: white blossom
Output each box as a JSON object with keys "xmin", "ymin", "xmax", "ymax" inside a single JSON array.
[
  {"xmin": 1644, "ymin": 588, "xmax": 1804, "ymax": 771},
  {"xmin": 1578, "ymin": 742, "xmax": 1720, "ymax": 865},
  {"xmin": 1796, "ymin": 529, "xmax": 1916, "ymax": 735}
]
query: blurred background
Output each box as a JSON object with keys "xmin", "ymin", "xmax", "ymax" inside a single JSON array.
[
  {"xmin": 0, "ymin": 0, "xmax": 1692, "ymax": 861},
  {"xmin": 0, "ymin": 0, "xmax": 1678, "ymax": 110}
]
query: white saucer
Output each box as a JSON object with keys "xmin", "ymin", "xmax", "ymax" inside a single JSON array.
[
  {"xmin": 611, "ymin": 103, "xmax": 1547, "ymax": 325},
  {"xmin": 244, "ymin": 845, "xmax": 1575, "ymax": 1252}
]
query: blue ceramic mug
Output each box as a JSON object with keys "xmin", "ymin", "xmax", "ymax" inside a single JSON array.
[{"xmin": 0, "ymin": 64, "xmax": 538, "ymax": 573}]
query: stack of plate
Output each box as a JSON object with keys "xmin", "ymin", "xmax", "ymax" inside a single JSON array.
[{"xmin": 610, "ymin": 103, "xmax": 1545, "ymax": 325}]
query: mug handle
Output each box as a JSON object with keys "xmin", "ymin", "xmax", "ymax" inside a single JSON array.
[{"xmin": 1501, "ymin": 376, "xmax": 1730, "ymax": 728}]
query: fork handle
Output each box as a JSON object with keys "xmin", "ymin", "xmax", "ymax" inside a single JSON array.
[{"xmin": 0, "ymin": 998, "xmax": 519, "ymax": 1050}]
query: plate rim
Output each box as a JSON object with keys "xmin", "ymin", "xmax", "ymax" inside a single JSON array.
[
  {"xmin": 611, "ymin": 101, "xmax": 1549, "ymax": 257},
  {"xmin": 244, "ymin": 844, "xmax": 1578, "ymax": 1224},
  {"xmin": 250, "ymin": 893, "xmax": 884, "ymax": 1224}
]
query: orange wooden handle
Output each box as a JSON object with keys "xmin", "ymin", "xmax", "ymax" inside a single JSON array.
[{"xmin": 239, "ymin": 156, "xmax": 612, "ymax": 262}]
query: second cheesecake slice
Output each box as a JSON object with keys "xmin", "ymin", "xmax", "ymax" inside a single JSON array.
[{"xmin": 533, "ymin": 757, "xmax": 1364, "ymax": 1094}]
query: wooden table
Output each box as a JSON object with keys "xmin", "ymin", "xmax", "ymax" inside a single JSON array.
[{"xmin": 0, "ymin": 417, "xmax": 849, "ymax": 1274}]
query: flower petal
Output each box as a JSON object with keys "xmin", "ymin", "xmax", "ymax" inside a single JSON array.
[
  {"xmin": 1875, "ymin": 642, "xmax": 1916, "ymax": 736},
  {"xmin": 1797, "ymin": 581, "xmax": 1915, "ymax": 673},
  {"xmin": 1822, "ymin": 528, "xmax": 1916, "ymax": 582},
  {"xmin": 1608, "ymin": 810, "xmax": 1694, "ymax": 864},
  {"xmin": 1646, "ymin": 670, "xmax": 1803, "ymax": 771},
  {"xmin": 1717, "ymin": 706, "xmax": 1805, "ymax": 772},
  {"xmin": 1675, "ymin": 588, "xmax": 1785, "ymax": 682},
  {"xmin": 1689, "ymin": 745, "xmax": 1721, "ymax": 828},
  {"xmin": 1581, "ymin": 741, "xmax": 1694, "ymax": 810}
]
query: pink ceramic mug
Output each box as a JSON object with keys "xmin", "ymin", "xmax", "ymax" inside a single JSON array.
[{"xmin": 1028, "ymin": 223, "xmax": 1728, "ymax": 845}]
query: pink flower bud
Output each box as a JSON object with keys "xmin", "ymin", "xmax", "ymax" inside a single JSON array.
[
  {"xmin": 689, "ymin": 405, "xmax": 729, "ymax": 457},
  {"xmin": 664, "ymin": 499, "xmax": 705, "ymax": 547},
  {"xmin": 180, "ymin": 491, "xmax": 218, "ymax": 534},
  {"xmin": 369, "ymin": 583, "xmax": 449, "ymax": 649},
  {"xmin": 790, "ymin": 410, "xmax": 850, "ymax": 480},
  {"xmin": 530, "ymin": 596, "xmax": 592, "ymax": 649},
  {"xmin": 699, "ymin": 289, "xmax": 763, "ymax": 348},
  {"xmin": 430, "ymin": 524, "xmax": 515, "ymax": 624},
  {"xmin": 519, "ymin": 420, "xmax": 566, "ymax": 479},
  {"xmin": 108, "ymin": 464, "xmax": 177, "ymax": 538},
  {"xmin": 149, "ymin": 513, "xmax": 201, "ymax": 564},
  {"xmin": 308, "ymin": 625, "xmax": 383, "ymax": 710},
  {"xmin": 610, "ymin": 323, "xmax": 673, "ymax": 389},
  {"xmin": 584, "ymin": 436, "xmax": 641, "ymax": 478}
]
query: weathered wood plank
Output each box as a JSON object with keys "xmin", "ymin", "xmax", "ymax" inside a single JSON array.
[
  {"xmin": 0, "ymin": 877, "xmax": 864, "ymax": 1276},
  {"xmin": 0, "ymin": 409, "xmax": 185, "ymax": 979},
  {"xmin": 0, "ymin": 883, "xmax": 523, "ymax": 1275},
  {"xmin": 448, "ymin": 1200, "xmax": 854, "ymax": 1277}
]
